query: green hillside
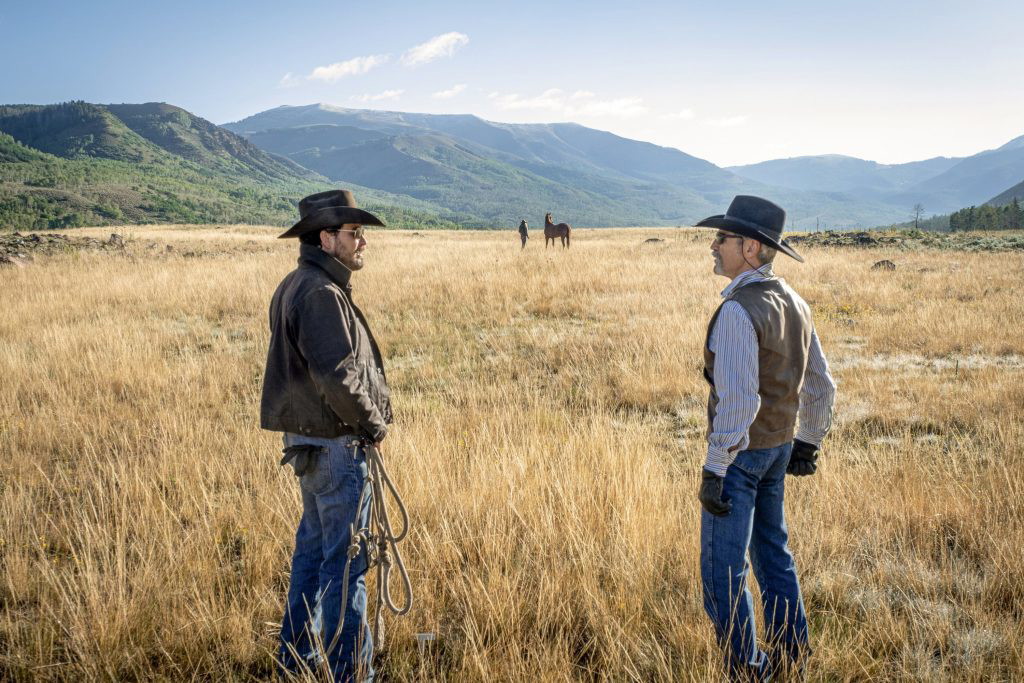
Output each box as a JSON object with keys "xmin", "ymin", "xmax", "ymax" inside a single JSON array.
[
  {"xmin": 988, "ymin": 179, "xmax": 1024, "ymax": 206},
  {"xmin": 0, "ymin": 102, "xmax": 462, "ymax": 231},
  {"xmin": 0, "ymin": 102, "xmax": 161, "ymax": 162}
]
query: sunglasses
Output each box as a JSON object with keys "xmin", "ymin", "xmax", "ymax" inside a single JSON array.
[
  {"xmin": 713, "ymin": 232, "xmax": 744, "ymax": 245},
  {"xmin": 325, "ymin": 226, "xmax": 367, "ymax": 239}
]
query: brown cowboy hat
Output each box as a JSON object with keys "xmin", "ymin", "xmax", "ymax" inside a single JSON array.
[
  {"xmin": 695, "ymin": 195, "xmax": 803, "ymax": 262},
  {"xmin": 277, "ymin": 189, "xmax": 385, "ymax": 239}
]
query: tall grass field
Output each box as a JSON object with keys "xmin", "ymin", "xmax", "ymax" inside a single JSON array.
[{"xmin": 1, "ymin": 226, "xmax": 1022, "ymax": 681}]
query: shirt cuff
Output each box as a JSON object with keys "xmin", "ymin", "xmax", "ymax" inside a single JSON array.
[
  {"xmin": 703, "ymin": 445, "xmax": 735, "ymax": 477},
  {"xmin": 794, "ymin": 427, "xmax": 823, "ymax": 447}
]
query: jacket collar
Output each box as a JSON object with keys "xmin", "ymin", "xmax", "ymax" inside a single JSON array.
[{"xmin": 299, "ymin": 243, "xmax": 353, "ymax": 291}]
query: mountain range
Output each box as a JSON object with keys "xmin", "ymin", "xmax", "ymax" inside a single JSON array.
[
  {"xmin": 2, "ymin": 100, "xmax": 1022, "ymax": 232},
  {"xmin": 223, "ymin": 104, "xmax": 929, "ymax": 229},
  {"xmin": 0, "ymin": 102, "xmax": 460, "ymax": 231},
  {"xmin": 728, "ymin": 135, "xmax": 1024, "ymax": 214}
]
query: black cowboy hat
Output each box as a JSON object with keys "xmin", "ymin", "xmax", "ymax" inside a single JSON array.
[
  {"xmin": 695, "ymin": 195, "xmax": 803, "ymax": 262},
  {"xmin": 277, "ymin": 189, "xmax": 385, "ymax": 239}
]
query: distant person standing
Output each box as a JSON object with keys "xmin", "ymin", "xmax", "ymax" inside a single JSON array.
[
  {"xmin": 518, "ymin": 219, "xmax": 529, "ymax": 249},
  {"xmin": 693, "ymin": 195, "xmax": 836, "ymax": 680},
  {"xmin": 261, "ymin": 189, "xmax": 393, "ymax": 681}
]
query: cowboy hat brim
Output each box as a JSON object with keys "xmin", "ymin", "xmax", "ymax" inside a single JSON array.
[
  {"xmin": 695, "ymin": 215, "xmax": 804, "ymax": 263},
  {"xmin": 277, "ymin": 205, "xmax": 385, "ymax": 239}
]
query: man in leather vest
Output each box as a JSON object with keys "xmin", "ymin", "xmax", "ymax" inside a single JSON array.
[
  {"xmin": 694, "ymin": 196, "xmax": 836, "ymax": 681},
  {"xmin": 261, "ymin": 189, "xmax": 392, "ymax": 681}
]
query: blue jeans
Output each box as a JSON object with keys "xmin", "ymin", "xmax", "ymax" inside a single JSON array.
[
  {"xmin": 279, "ymin": 433, "xmax": 374, "ymax": 682},
  {"xmin": 700, "ymin": 443, "xmax": 809, "ymax": 681}
]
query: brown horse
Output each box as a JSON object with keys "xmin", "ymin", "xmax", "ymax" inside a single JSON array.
[{"xmin": 544, "ymin": 212, "xmax": 571, "ymax": 248}]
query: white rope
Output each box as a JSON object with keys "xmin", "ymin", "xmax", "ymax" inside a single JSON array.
[{"xmin": 326, "ymin": 442, "xmax": 413, "ymax": 657}]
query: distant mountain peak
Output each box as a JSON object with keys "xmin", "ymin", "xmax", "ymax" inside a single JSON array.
[{"xmin": 996, "ymin": 134, "xmax": 1024, "ymax": 152}]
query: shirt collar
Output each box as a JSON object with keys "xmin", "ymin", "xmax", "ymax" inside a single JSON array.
[
  {"xmin": 299, "ymin": 243, "xmax": 353, "ymax": 291},
  {"xmin": 721, "ymin": 263, "xmax": 775, "ymax": 298}
]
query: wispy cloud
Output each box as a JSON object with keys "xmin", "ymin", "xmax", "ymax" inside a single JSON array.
[
  {"xmin": 351, "ymin": 89, "xmax": 405, "ymax": 103},
  {"xmin": 304, "ymin": 54, "xmax": 389, "ymax": 83},
  {"xmin": 661, "ymin": 108, "xmax": 696, "ymax": 121},
  {"xmin": 489, "ymin": 88, "xmax": 649, "ymax": 119},
  {"xmin": 401, "ymin": 32, "xmax": 469, "ymax": 66},
  {"xmin": 490, "ymin": 88, "xmax": 566, "ymax": 112},
  {"xmin": 432, "ymin": 83, "xmax": 468, "ymax": 99},
  {"xmin": 576, "ymin": 96, "xmax": 648, "ymax": 117},
  {"xmin": 279, "ymin": 72, "xmax": 303, "ymax": 88},
  {"xmin": 706, "ymin": 115, "xmax": 748, "ymax": 127}
]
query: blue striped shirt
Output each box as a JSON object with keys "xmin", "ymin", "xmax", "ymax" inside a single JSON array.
[{"xmin": 705, "ymin": 265, "xmax": 837, "ymax": 476}]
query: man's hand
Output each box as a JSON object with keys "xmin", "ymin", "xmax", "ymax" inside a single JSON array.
[
  {"xmin": 787, "ymin": 439, "xmax": 819, "ymax": 476},
  {"xmin": 698, "ymin": 469, "xmax": 732, "ymax": 517}
]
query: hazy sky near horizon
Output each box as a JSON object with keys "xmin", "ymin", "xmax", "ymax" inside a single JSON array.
[{"xmin": 2, "ymin": 0, "xmax": 1022, "ymax": 166}]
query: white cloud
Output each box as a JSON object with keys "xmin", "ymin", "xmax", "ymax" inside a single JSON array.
[
  {"xmin": 401, "ymin": 32, "xmax": 469, "ymax": 66},
  {"xmin": 432, "ymin": 83, "xmax": 467, "ymax": 99},
  {"xmin": 307, "ymin": 54, "xmax": 389, "ymax": 83},
  {"xmin": 489, "ymin": 88, "xmax": 649, "ymax": 119},
  {"xmin": 278, "ymin": 72, "xmax": 302, "ymax": 88},
  {"xmin": 576, "ymin": 96, "xmax": 647, "ymax": 117},
  {"xmin": 489, "ymin": 88, "xmax": 567, "ymax": 112},
  {"xmin": 661, "ymin": 108, "xmax": 696, "ymax": 121},
  {"xmin": 351, "ymin": 89, "xmax": 405, "ymax": 103},
  {"xmin": 706, "ymin": 115, "xmax": 748, "ymax": 127}
]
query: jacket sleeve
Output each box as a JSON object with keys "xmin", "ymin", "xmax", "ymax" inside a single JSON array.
[{"xmin": 292, "ymin": 287, "xmax": 388, "ymax": 442}]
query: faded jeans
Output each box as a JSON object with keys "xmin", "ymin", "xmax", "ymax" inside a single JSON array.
[
  {"xmin": 279, "ymin": 433, "xmax": 374, "ymax": 682},
  {"xmin": 700, "ymin": 443, "xmax": 809, "ymax": 681}
]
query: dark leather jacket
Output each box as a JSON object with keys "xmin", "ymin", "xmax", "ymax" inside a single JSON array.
[{"xmin": 260, "ymin": 244, "xmax": 392, "ymax": 442}]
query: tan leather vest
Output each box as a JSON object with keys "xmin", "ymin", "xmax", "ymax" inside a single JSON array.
[{"xmin": 704, "ymin": 278, "xmax": 812, "ymax": 449}]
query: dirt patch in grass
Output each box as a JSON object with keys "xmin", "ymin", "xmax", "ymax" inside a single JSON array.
[
  {"xmin": 830, "ymin": 352, "xmax": 1024, "ymax": 372},
  {"xmin": 789, "ymin": 230, "xmax": 1024, "ymax": 252}
]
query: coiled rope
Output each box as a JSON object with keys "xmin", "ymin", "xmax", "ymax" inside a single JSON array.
[{"xmin": 326, "ymin": 442, "xmax": 413, "ymax": 657}]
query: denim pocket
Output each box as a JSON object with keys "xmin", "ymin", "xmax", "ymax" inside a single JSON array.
[
  {"xmin": 299, "ymin": 446, "xmax": 333, "ymax": 495},
  {"xmin": 328, "ymin": 441, "xmax": 363, "ymax": 496},
  {"xmin": 730, "ymin": 447, "xmax": 775, "ymax": 477}
]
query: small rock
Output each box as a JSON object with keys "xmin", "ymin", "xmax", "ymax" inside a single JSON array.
[
  {"xmin": 871, "ymin": 259, "xmax": 897, "ymax": 271},
  {"xmin": 165, "ymin": 244, "xmax": 174, "ymax": 252},
  {"xmin": 107, "ymin": 233, "xmax": 125, "ymax": 248},
  {"xmin": 644, "ymin": 238, "xmax": 665, "ymax": 244}
]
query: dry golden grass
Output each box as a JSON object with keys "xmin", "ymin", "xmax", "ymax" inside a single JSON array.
[{"xmin": 1, "ymin": 225, "xmax": 1022, "ymax": 681}]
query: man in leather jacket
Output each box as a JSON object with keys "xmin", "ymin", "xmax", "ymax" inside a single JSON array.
[{"xmin": 261, "ymin": 189, "xmax": 391, "ymax": 681}]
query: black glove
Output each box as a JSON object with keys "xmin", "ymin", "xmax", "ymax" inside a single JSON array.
[
  {"xmin": 280, "ymin": 445, "xmax": 322, "ymax": 477},
  {"xmin": 787, "ymin": 439, "xmax": 819, "ymax": 476},
  {"xmin": 698, "ymin": 469, "xmax": 732, "ymax": 517}
]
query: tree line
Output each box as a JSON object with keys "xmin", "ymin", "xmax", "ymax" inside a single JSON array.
[{"xmin": 949, "ymin": 198, "xmax": 1024, "ymax": 231}]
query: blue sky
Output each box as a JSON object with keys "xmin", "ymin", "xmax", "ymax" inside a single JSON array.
[{"xmin": 2, "ymin": 0, "xmax": 1022, "ymax": 166}]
